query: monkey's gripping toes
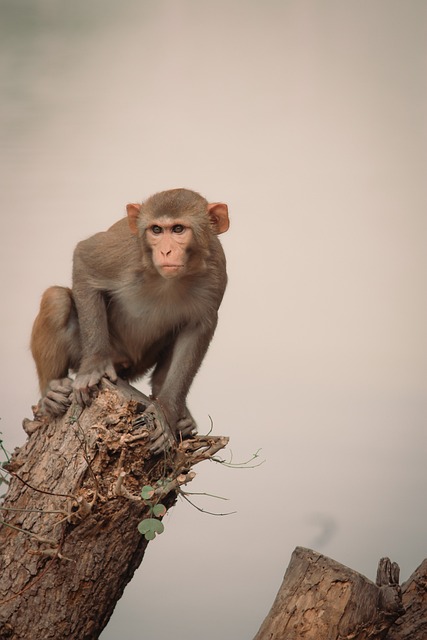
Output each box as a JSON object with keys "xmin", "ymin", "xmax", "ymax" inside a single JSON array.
[{"xmin": 133, "ymin": 402, "xmax": 176, "ymax": 455}]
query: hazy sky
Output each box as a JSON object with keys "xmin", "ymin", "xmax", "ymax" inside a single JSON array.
[{"xmin": 1, "ymin": 2, "xmax": 426, "ymax": 639}]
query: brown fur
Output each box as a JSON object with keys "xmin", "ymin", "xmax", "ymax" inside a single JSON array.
[
  {"xmin": 31, "ymin": 188, "xmax": 229, "ymax": 445},
  {"xmin": 31, "ymin": 286, "xmax": 80, "ymax": 392}
]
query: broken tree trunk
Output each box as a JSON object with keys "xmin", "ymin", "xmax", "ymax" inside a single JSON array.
[
  {"xmin": 386, "ymin": 558, "xmax": 427, "ymax": 640},
  {"xmin": 0, "ymin": 379, "xmax": 228, "ymax": 640},
  {"xmin": 2, "ymin": 383, "xmax": 426, "ymax": 640},
  {"xmin": 253, "ymin": 547, "xmax": 404, "ymax": 640},
  {"xmin": 253, "ymin": 546, "xmax": 427, "ymax": 640}
]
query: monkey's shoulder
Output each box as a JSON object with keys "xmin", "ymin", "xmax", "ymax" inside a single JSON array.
[
  {"xmin": 76, "ymin": 218, "xmax": 133, "ymax": 250},
  {"xmin": 73, "ymin": 221, "xmax": 139, "ymax": 276},
  {"xmin": 106, "ymin": 218, "xmax": 129, "ymax": 233}
]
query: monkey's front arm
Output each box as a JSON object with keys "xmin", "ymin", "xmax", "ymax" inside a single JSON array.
[
  {"xmin": 72, "ymin": 247, "xmax": 118, "ymax": 405},
  {"xmin": 145, "ymin": 321, "xmax": 216, "ymax": 452}
]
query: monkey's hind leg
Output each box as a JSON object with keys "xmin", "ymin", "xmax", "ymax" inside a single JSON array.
[{"xmin": 31, "ymin": 286, "xmax": 80, "ymax": 416}]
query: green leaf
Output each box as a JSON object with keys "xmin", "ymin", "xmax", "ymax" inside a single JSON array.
[
  {"xmin": 152, "ymin": 504, "xmax": 167, "ymax": 518},
  {"xmin": 152, "ymin": 519, "xmax": 164, "ymax": 534},
  {"xmin": 137, "ymin": 518, "xmax": 165, "ymax": 540},
  {"xmin": 141, "ymin": 485, "xmax": 155, "ymax": 501}
]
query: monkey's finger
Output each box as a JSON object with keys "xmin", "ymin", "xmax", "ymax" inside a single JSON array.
[
  {"xmin": 86, "ymin": 372, "xmax": 103, "ymax": 388},
  {"xmin": 45, "ymin": 391, "xmax": 73, "ymax": 406},
  {"xmin": 144, "ymin": 403, "xmax": 175, "ymax": 453},
  {"xmin": 149, "ymin": 423, "xmax": 167, "ymax": 442},
  {"xmin": 176, "ymin": 417, "xmax": 197, "ymax": 437},
  {"xmin": 43, "ymin": 393, "xmax": 72, "ymax": 415},
  {"xmin": 104, "ymin": 366, "xmax": 118, "ymax": 383},
  {"xmin": 150, "ymin": 432, "xmax": 174, "ymax": 455},
  {"xmin": 72, "ymin": 389, "xmax": 84, "ymax": 406},
  {"xmin": 144, "ymin": 403, "xmax": 164, "ymax": 433},
  {"xmin": 51, "ymin": 384, "xmax": 73, "ymax": 395},
  {"xmin": 48, "ymin": 377, "xmax": 73, "ymax": 394},
  {"xmin": 72, "ymin": 385, "xmax": 93, "ymax": 407}
]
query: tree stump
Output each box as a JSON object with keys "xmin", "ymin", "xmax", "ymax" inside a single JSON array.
[
  {"xmin": 253, "ymin": 547, "xmax": 404, "ymax": 640},
  {"xmin": 0, "ymin": 379, "xmax": 228, "ymax": 640},
  {"xmin": 2, "ymin": 381, "xmax": 426, "ymax": 640},
  {"xmin": 386, "ymin": 558, "xmax": 427, "ymax": 640}
]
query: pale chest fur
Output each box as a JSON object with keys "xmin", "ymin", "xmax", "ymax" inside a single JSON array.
[{"xmin": 107, "ymin": 273, "xmax": 214, "ymax": 362}]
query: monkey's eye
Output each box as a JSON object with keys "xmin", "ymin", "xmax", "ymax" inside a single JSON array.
[
  {"xmin": 172, "ymin": 224, "xmax": 185, "ymax": 234},
  {"xmin": 151, "ymin": 225, "xmax": 163, "ymax": 235}
]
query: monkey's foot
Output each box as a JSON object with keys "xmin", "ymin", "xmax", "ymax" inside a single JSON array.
[
  {"xmin": 132, "ymin": 402, "xmax": 176, "ymax": 455},
  {"xmin": 22, "ymin": 414, "xmax": 47, "ymax": 435},
  {"xmin": 41, "ymin": 378, "xmax": 73, "ymax": 416}
]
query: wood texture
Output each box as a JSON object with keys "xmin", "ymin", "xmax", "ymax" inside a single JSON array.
[
  {"xmin": 0, "ymin": 380, "xmax": 228, "ymax": 639},
  {"xmin": 386, "ymin": 558, "xmax": 427, "ymax": 640},
  {"xmin": 253, "ymin": 547, "xmax": 404, "ymax": 640},
  {"xmin": 1, "ymin": 380, "xmax": 426, "ymax": 640}
]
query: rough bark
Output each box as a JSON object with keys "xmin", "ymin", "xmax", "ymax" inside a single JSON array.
[
  {"xmin": 253, "ymin": 547, "xmax": 427, "ymax": 640},
  {"xmin": 386, "ymin": 558, "xmax": 427, "ymax": 640},
  {"xmin": 2, "ymin": 383, "xmax": 427, "ymax": 640},
  {"xmin": 0, "ymin": 379, "xmax": 228, "ymax": 640},
  {"xmin": 253, "ymin": 547, "xmax": 404, "ymax": 640}
]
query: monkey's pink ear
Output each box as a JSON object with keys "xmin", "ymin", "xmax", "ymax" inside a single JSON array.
[
  {"xmin": 126, "ymin": 203, "xmax": 141, "ymax": 235},
  {"xmin": 208, "ymin": 203, "xmax": 230, "ymax": 234}
]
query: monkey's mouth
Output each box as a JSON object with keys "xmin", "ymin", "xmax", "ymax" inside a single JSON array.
[
  {"xmin": 159, "ymin": 264, "xmax": 184, "ymax": 277},
  {"xmin": 161, "ymin": 264, "xmax": 183, "ymax": 270}
]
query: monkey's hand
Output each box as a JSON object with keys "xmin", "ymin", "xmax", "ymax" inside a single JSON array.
[
  {"xmin": 73, "ymin": 361, "xmax": 117, "ymax": 406},
  {"xmin": 134, "ymin": 403, "xmax": 197, "ymax": 454},
  {"xmin": 176, "ymin": 407, "xmax": 198, "ymax": 439},
  {"xmin": 139, "ymin": 402, "xmax": 176, "ymax": 455}
]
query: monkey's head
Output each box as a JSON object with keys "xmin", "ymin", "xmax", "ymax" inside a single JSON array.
[{"xmin": 126, "ymin": 188, "xmax": 229, "ymax": 280}]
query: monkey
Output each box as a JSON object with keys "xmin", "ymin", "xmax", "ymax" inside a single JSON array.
[{"xmin": 31, "ymin": 188, "xmax": 229, "ymax": 452}]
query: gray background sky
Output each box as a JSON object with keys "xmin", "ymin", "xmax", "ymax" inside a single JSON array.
[{"xmin": 1, "ymin": 2, "xmax": 426, "ymax": 638}]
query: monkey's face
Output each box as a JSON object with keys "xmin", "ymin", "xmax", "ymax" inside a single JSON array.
[{"xmin": 145, "ymin": 217, "xmax": 193, "ymax": 279}]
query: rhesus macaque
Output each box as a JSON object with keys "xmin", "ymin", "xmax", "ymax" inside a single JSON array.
[{"xmin": 31, "ymin": 188, "xmax": 229, "ymax": 452}]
